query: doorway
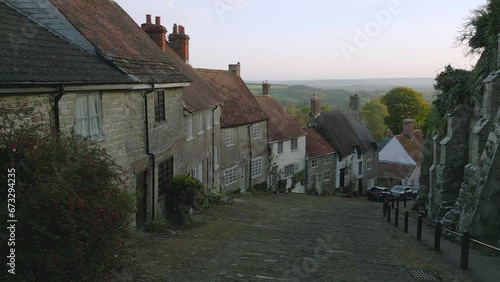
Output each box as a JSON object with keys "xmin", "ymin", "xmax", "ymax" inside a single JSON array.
[{"xmin": 135, "ymin": 171, "xmax": 148, "ymax": 229}]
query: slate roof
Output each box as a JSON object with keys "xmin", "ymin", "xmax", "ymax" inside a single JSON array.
[
  {"xmin": 50, "ymin": 0, "xmax": 190, "ymax": 84},
  {"xmin": 164, "ymin": 46, "xmax": 223, "ymax": 112},
  {"xmin": 255, "ymin": 95, "xmax": 304, "ymax": 142},
  {"xmin": 314, "ymin": 109, "xmax": 377, "ymax": 157},
  {"xmin": 396, "ymin": 130, "xmax": 423, "ymax": 165},
  {"xmin": 304, "ymin": 127, "xmax": 336, "ymax": 158},
  {"xmin": 195, "ymin": 69, "xmax": 268, "ymax": 128},
  {"xmin": 379, "ymin": 137, "xmax": 416, "ymax": 166},
  {"xmin": 0, "ymin": 2, "xmax": 131, "ymax": 84},
  {"xmin": 378, "ymin": 162, "xmax": 414, "ymax": 181}
]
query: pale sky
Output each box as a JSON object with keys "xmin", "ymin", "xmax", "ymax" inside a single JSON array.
[{"xmin": 114, "ymin": 0, "xmax": 485, "ymax": 81}]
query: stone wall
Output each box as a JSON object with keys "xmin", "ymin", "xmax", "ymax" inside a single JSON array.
[{"xmin": 424, "ymin": 68, "xmax": 500, "ymax": 244}]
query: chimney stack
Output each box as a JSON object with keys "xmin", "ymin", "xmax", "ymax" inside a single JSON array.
[
  {"xmin": 141, "ymin": 15, "xmax": 167, "ymax": 52},
  {"xmin": 386, "ymin": 128, "xmax": 393, "ymax": 138},
  {"xmin": 403, "ymin": 119, "xmax": 414, "ymax": 138},
  {"xmin": 349, "ymin": 94, "xmax": 360, "ymax": 114},
  {"xmin": 262, "ymin": 80, "xmax": 271, "ymax": 95},
  {"xmin": 310, "ymin": 93, "xmax": 321, "ymax": 117},
  {"xmin": 228, "ymin": 62, "xmax": 241, "ymax": 77},
  {"xmin": 168, "ymin": 23, "xmax": 190, "ymax": 63}
]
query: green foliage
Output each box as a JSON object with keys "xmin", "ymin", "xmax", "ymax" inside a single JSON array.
[
  {"xmin": 380, "ymin": 87, "xmax": 430, "ymax": 133},
  {"xmin": 360, "ymin": 98, "xmax": 389, "ymax": 141},
  {"xmin": 291, "ymin": 170, "xmax": 305, "ymax": 191},
  {"xmin": 0, "ymin": 105, "xmax": 134, "ymax": 281},
  {"xmin": 433, "ymin": 65, "xmax": 473, "ymax": 116},
  {"xmin": 165, "ymin": 174, "xmax": 206, "ymax": 212},
  {"xmin": 422, "ymin": 106, "xmax": 448, "ymax": 138}
]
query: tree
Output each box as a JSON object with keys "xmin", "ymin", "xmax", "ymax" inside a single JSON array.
[
  {"xmin": 433, "ymin": 65, "xmax": 473, "ymax": 117},
  {"xmin": 380, "ymin": 87, "xmax": 430, "ymax": 133},
  {"xmin": 360, "ymin": 98, "xmax": 389, "ymax": 141}
]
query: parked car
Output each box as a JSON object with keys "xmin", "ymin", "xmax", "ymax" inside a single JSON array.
[
  {"xmin": 390, "ymin": 185, "xmax": 405, "ymax": 199},
  {"xmin": 366, "ymin": 186, "xmax": 393, "ymax": 201},
  {"xmin": 391, "ymin": 185, "xmax": 417, "ymax": 199}
]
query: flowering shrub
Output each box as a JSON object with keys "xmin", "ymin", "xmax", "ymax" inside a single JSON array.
[{"xmin": 0, "ymin": 104, "xmax": 134, "ymax": 281}]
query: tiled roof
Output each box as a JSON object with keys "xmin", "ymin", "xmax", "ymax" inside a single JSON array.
[
  {"xmin": 164, "ymin": 46, "xmax": 223, "ymax": 112},
  {"xmin": 315, "ymin": 109, "xmax": 377, "ymax": 157},
  {"xmin": 304, "ymin": 127, "xmax": 335, "ymax": 158},
  {"xmin": 255, "ymin": 95, "xmax": 304, "ymax": 142},
  {"xmin": 378, "ymin": 162, "xmax": 415, "ymax": 180},
  {"xmin": 195, "ymin": 68, "xmax": 268, "ymax": 127},
  {"xmin": 50, "ymin": 0, "xmax": 190, "ymax": 84},
  {"xmin": 0, "ymin": 2, "xmax": 131, "ymax": 84},
  {"xmin": 396, "ymin": 132, "xmax": 423, "ymax": 164}
]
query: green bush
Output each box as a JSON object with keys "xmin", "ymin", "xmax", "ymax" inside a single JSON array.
[
  {"xmin": 165, "ymin": 174, "xmax": 206, "ymax": 212},
  {"xmin": 0, "ymin": 105, "xmax": 134, "ymax": 281}
]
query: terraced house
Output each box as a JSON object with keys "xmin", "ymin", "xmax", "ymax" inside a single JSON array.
[
  {"xmin": 196, "ymin": 64, "xmax": 269, "ymax": 193},
  {"xmin": 0, "ymin": 0, "xmax": 193, "ymax": 227}
]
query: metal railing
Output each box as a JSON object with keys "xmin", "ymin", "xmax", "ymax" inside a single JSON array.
[{"xmin": 382, "ymin": 199, "xmax": 500, "ymax": 270}]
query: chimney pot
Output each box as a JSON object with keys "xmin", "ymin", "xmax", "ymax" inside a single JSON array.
[
  {"xmin": 179, "ymin": 25, "xmax": 185, "ymax": 34},
  {"xmin": 262, "ymin": 80, "xmax": 271, "ymax": 95},
  {"xmin": 155, "ymin": 16, "xmax": 161, "ymax": 25},
  {"xmin": 146, "ymin": 14, "xmax": 152, "ymax": 24},
  {"xmin": 173, "ymin": 23, "xmax": 178, "ymax": 34},
  {"xmin": 141, "ymin": 15, "xmax": 167, "ymax": 52},
  {"xmin": 403, "ymin": 119, "xmax": 414, "ymax": 138},
  {"xmin": 168, "ymin": 23, "xmax": 190, "ymax": 63}
]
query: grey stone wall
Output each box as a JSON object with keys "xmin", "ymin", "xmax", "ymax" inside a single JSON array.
[{"xmin": 305, "ymin": 154, "xmax": 336, "ymax": 194}]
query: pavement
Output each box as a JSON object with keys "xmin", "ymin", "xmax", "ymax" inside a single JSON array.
[
  {"xmin": 122, "ymin": 194, "xmax": 478, "ymax": 281},
  {"xmin": 385, "ymin": 199, "xmax": 500, "ymax": 282}
]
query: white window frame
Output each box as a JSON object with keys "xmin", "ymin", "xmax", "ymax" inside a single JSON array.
[
  {"xmin": 186, "ymin": 114, "xmax": 194, "ymax": 141},
  {"xmin": 251, "ymin": 157, "xmax": 263, "ymax": 179},
  {"xmin": 324, "ymin": 171, "xmax": 331, "ymax": 181},
  {"xmin": 284, "ymin": 164, "xmax": 294, "ymax": 179},
  {"xmin": 253, "ymin": 123, "xmax": 262, "ymax": 139},
  {"xmin": 75, "ymin": 92, "xmax": 103, "ymax": 140},
  {"xmin": 223, "ymin": 166, "xmax": 238, "ymax": 185},
  {"xmin": 325, "ymin": 155, "xmax": 331, "ymax": 164},
  {"xmin": 311, "ymin": 159, "xmax": 318, "ymax": 168},
  {"xmin": 225, "ymin": 129, "xmax": 235, "ymax": 147},
  {"xmin": 291, "ymin": 138, "xmax": 298, "ymax": 151},
  {"xmin": 277, "ymin": 141, "xmax": 283, "ymax": 154}
]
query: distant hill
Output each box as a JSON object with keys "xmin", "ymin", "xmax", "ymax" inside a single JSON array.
[{"xmin": 246, "ymin": 77, "xmax": 436, "ymax": 108}]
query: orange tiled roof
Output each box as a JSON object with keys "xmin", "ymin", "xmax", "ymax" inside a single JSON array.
[
  {"xmin": 304, "ymin": 127, "xmax": 336, "ymax": 158},
  {"xmin": 255, "ymin": 95, "xmax": 304, "ymax": 142}
]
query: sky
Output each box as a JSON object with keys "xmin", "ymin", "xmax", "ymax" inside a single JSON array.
[{"xmin": 114, "ymin": 0, "xmax": 487, "ymax": 81}]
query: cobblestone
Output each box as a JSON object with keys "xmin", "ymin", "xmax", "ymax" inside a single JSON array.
[{"xmin": 123, "ymin": 194, "xmax": 473, "ymax": 281}]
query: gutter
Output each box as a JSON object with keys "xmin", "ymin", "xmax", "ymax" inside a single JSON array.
[
  {"xmin": 247, "ymin": 123, "xmax": 253, "ymax": 192},
  {"xmin": 144, "ymin": 84, "xmax": 156, "ymax": 220},
  {"xmin": 53, "ymin": 85, "xmax": 65, "ymax": 132},
  {"xmin": 211, "ymin": 105, "xmax": 217, "ymax": 190}
]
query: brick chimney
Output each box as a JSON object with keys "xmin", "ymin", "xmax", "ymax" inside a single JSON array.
[
  {"xmin": 310, "ymin": 93, "xmax": 320, "ymax": 117},
  {"xmin": 141, "ymin": 15, "xmax": 167, "ymax": 52},
  {"xmin": 168, "ymin": 23, "xmax": 190, "ymax": 63},
  {"xmin": 349, "ymin": 94, "xmax": 360, "ymax": 114},
  {"xmin": 403, "ymin": 119, "xmax": 414, "ymax": 138},
  {"xmin": 228, "ymin": 62, "xmax": 241, "ymax": 76},
  {"xmin": 262, "ymin": 80, "xmax": 271, "ymax": 95}
]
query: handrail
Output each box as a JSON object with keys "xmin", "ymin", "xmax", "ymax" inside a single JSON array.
[{"xmin": 469, "ymin": 238, "xmax": 500, "ymax": 252}]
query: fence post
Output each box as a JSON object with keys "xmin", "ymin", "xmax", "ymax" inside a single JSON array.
[
  {"xmin": 417, "ymin": 215, "xmax": 423, "ymax": 241},
  {"xmin": 460, "ymin": 231, "xmax": 471, "ymax": 270},
  {"xmin": 387, "ymin": 206, "xmax": 391, "ymax": 222},
  {"xmin": 396, "ymin": 198, "xmax": 400, "ymax": 208},
  {"xmin": 434, "ymin": 222, "xmax": 442, "ymax": 252},
  {"xmin": 404, "ymin": 211, "xmax": 409, "ymax": 233},
  {"xmin": 395, "ymin": 208, "xmax": 399, "ymax": 228},
  {"xmin": 383, "ymin": 200, "xmax": 387, "ymax": 217},
  {"xmin": 391, "ymin": 198, "xmax": 395, "ymax": 209},
  {"xmin": 404, "ymin": 197, "xmax": 407, "ymax": 207}
]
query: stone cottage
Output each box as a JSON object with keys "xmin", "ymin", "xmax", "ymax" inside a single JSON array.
[
  {"xmin": 1, "ymin": 0, "xmax": 193, "ymax": 227},
  {"xmin": 255, "ymin": 82, "xmax": 306, "ymax": 193},
  {"xmin": 310, "ymin": 95, "xmax": 379, "ymax": 195},
  {"xmin": 141, "ymin": 17, "xmax": 224, "ymax": 191},
  {"xmin": 196, "ymin": 64, "xmax": 269, "ymax": 193},
  {"xmin": 304, "ymin": 127, "xmax": 337, "ymax": 194}
]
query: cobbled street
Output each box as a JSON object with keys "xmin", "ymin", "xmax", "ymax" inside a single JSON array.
[{"xmin": 123, "ymin": 194, "xmax": 473, "ymax": 281}]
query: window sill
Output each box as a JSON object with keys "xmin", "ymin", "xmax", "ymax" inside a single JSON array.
[
  {"xmin": 198, "ymin": 131, "xmax": 204, "ymax": 136},
  {"xmin": 251, "ymin": 174, "xmax": 261, "ymax": 180}
]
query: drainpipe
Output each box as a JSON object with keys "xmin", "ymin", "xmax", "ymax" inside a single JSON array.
[
  {"xmin": 53, "ymin": 85, "xmax": 65, "ymax": 132},
  {"xmin": 211, "ymin": 105, "xmax": 217, "ymax": 190},
  {"xmin": 247, "ymin": 123, "xmax": 253, "ymax": 191},
  {"xmin": 144, "ymin": 84, "xmax": 156, "ymax": 220}
]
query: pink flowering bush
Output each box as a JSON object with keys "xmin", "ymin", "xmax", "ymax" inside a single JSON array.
[{"xmin": 0, "ymin": 104, "xmax": 134, "ymax": 281}]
